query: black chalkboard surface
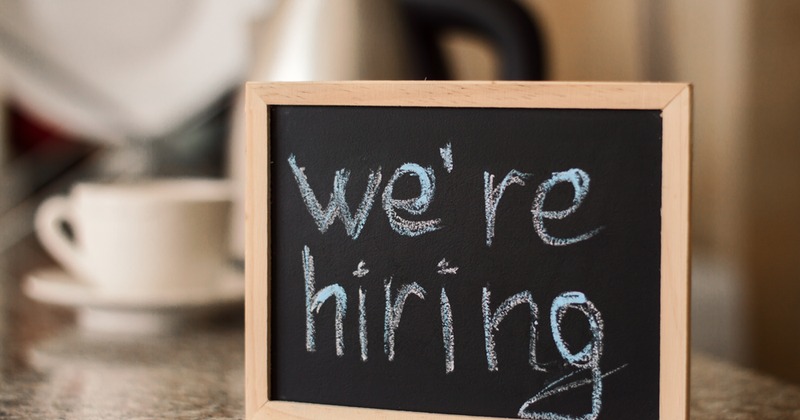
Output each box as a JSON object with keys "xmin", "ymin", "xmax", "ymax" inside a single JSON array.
[{"xmin": 245, "ymin": 82, "xmax": 691, "ymax": 420}]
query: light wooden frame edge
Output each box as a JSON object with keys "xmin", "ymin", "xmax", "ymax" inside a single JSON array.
[{"xmin": 245, "ymin": 81, "xmax": 691, "ymax": 420}]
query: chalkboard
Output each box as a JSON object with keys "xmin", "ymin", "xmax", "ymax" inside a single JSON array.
[{"xmin": 245, "ymin": 82, "xmax": 691, "ymax": 420}]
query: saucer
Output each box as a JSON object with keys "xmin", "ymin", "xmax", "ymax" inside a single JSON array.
[{"xmin": 23, "ymin": 267, "xmax": 244, "ymax": 334}]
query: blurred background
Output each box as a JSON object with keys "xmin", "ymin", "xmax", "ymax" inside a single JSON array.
[{"xmin": 0, "ymin": 0, "xmax": 798, "ymax": 388}]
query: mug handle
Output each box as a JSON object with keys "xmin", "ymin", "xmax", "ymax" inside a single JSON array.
[{"xmin": 35, "ymin": 196, "xmax": 87, "ymax": 278}]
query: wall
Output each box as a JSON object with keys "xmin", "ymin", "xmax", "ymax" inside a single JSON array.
[
  {"xmin": 744, "ymin": 1, "xmax": 800, "ymax": 383},
  {"xmin": 644, "ymin": 0, "xmax": 753, "ymax": 367}
]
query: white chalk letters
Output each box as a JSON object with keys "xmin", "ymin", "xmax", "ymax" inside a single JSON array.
[
  {"xmin": 289, "ymin": 155, "xmax": 381, "ymax": 239},
  {"xmin": 382, "ymin": 164, "xmax": 442, "ymax": 236},
  {"xmin": 291, "ymin": 143, "xmax": 614, "ymax": 419},
  {"xmin": 301, "ymin": 246, "xmax": 605, "ymax": 377},
  {"xmin": 289, "ymin": 144, "xmax": 602, "ymax": 245}
]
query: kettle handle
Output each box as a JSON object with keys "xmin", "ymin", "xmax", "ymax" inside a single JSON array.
[{"xmin": 401, "ymin": 0, "xmax": 545, "ymax": 80}]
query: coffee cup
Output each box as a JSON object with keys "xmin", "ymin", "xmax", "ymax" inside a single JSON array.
[{"xmin": 35, "ymin": 179, "xmax": 232, "ymax": 296}]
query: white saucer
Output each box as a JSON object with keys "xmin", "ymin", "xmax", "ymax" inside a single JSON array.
[{"xmin": 24, "ymin": 267, "xmax": 244, "ymax": 334}]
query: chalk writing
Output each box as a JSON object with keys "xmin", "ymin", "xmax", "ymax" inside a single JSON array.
[
  {"xmin": 355, "ymin": 260, "xmax": 370, "ymax": 361},
  {"xmin": 484, "ymin": 170, "xmax": 531, "ymax": 246},
  {"xmin": 353, "ymin": 260, "xmax": 369, "ymax": 278},
  {"xmin": 289, "ymin": 155, "xmax": 382, "ymax": 239},
  {"xmin": 303, "ymin": 246, "xmax": 347, "ymax": 356},
  {"xmin": 288, "ymin": 147, "xmax": 604, "ymax": 247},
  {"xmin": 437, "ymin": 258, "xmax": 459, "ymax": 275},
  {"xmin": 532, "ymin": 169, "xmax": 603, "ymax": 246},
  {"xmin": 518, "ymin": 292, "xmax": 606, "ymax": 419},
  {"xmin": 482, "ymin": 288, "xmax": 543, "ymax": 372},
  {"xmin": 299, "ymin": 245, "xmax": 618, "ymax": 418},
  {"xmin": 384, "ymin": 280, "xmax": 427, "ymax": 361},
  {"xmin": 382, "ymin": 163, "xmax": 442, "ymax": 237},
  {"xmin": 440, "ymin": 288, "xmax": 455, "ymax": 373},
  {"xmin": 517, "ymin": 364, "xmax": 627, "ymax": 420},
  {"xmin": 359, "ymin": 287, "xmax": 368, "ymax": 362},
  {"xmin": 438, "ymin": 258, "xmax": 457, "ymax": 373},
  {"xmin": 440, "ymin": 143, "xmax": 454, "ymax": 173},
  {"xmin": 288, "ymin": 141, "xmax": 624, "ymax": 418}
]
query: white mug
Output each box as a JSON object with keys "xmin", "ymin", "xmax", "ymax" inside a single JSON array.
[{"xmin": 35, "ymin": 179, "xmax": 232, "ymax": 295}]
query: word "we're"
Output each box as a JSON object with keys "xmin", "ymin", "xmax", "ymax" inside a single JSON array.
[{"xmin": 288, "ymin": 144, "xmax": 602, "ymax": 246}]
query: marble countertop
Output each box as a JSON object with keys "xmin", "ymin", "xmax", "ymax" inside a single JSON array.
[{"xmin": 1, "ymin": 238, "xmax": 798, "ymax": 419}]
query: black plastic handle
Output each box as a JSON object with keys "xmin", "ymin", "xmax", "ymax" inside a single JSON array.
[{"xmin": 401, "ymin": 0, "xmax": 545, "ymax": 80}]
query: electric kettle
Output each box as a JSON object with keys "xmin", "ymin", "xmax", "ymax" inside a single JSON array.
[{"xmin": 259, "ymin": 0, "xmax": 544, "ymax": 81}]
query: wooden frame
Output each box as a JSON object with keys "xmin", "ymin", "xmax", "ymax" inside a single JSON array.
[{"xmin": 245, "ymin": 81, "xmax": 691, "ymax": 419}]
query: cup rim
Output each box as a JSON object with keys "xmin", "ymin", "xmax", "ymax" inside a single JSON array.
[{"xmin": 72, "ymin": 178, "xmax": 232, "ymax": 202}]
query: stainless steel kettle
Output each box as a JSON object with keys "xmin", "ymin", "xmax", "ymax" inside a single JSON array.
[{"xmin": 259, "ymin": 0, "xmax": 544, "ymax": 81}]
